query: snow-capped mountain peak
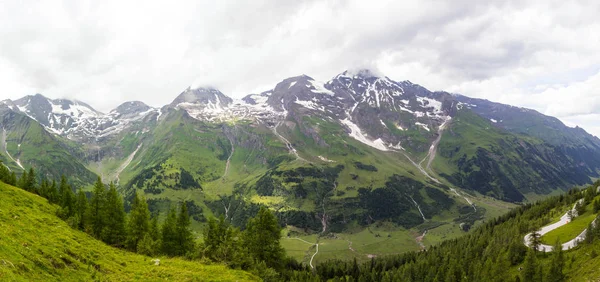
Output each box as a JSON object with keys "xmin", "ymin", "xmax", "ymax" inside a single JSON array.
[
  {"xmin": 2, "ymin": 70, "xmax": 455, "ymax": 147},
  {"xmin": 169, "ymin": 87, "xmax": 233, "ymax": 110}
]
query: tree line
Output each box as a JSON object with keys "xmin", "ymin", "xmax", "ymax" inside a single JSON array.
[
  {"xmin": 0, "ymin": 162, "xmax": 304, "ymax": 281},
  {"xmin": 284, "ymin": 182, "xmax": 600, "ymax": 281}
]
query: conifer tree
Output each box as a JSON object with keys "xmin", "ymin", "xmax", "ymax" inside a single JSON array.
[
  {"xmin": 204, "ymin": 216, "xmax": 248, "ymax": 267},
  {"xmin": 102, "ymin": 182, "xmax": 126, "ymax": 246},
  {"xmin": 575, "ymin": 201, "xmax": 586, "ymax": 217},
  {"xmin": 521, "ymin": 249, "xmax": 537, "ymax": 281},
  {"xmin": 39, "ymin": 178, "xmax": 49, "ymax": 199},
  {"xmin": 8, "ymin": 171, "xmax": 16, "ymax": 186},
  {"xmin": 530, "ymin": 230, "xmax": 541, "ymax": 252},
  {"xmin": 161, "ymin": 207, "xmax": 178, "ymax": 256},
  {"xmin": 546, "ymin": 238, "xmax": 565, "ymax": 282},
  {"xmin": 75, "ymin": 189, "xmax": 88, "ymax": 231},
  {"xmin": 25, "ymin": 167, "xmax": 37, "ymax": 193},
  {"xmin": 58, "ymin": 175, "xmax": 69, "ymax": 202},
  {"xmin": 0, "ymin": 161, "xmax": 7, "ymax": 177},
  {"xmin": 176, "ymin": 202, "xmax": 194, "ymax": 256},
  {"xmin": 88, "ymin": 177, "xmax": 106, "ymax": 238},
  {"xmin": 137, "ymin": 212, "xmax": 161, "ymax": 256},
  {"xmin": 0, "ymin": 160, "xmax": 11, "ymax": 184},
  {"xmin": 593, "ymin": 199, "xmax": 600, "ymax": 213},
  {"xmin": 243, "ymin": 206, "xmax": 285, "ymax": 269},
  {"xmin": 126, "ymin": 192, "xmax": 150, "ymax": 251},
  {"xmin": 48, "ymin": 180, "xmax": 58, "ymax": 204},
  {"xmin": 18, "ymin": 169, "xmax": 28, "ymax": 190},
  {"xmin": 59, "ymin": 182, "xmax": 76, "ymax": 219},
  {"xmin": 149, "ymin": 212, "xmax": 160, "ymax": 241}
]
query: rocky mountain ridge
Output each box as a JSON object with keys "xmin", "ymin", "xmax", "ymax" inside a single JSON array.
[{"xmin": 1, "ymin": 69, "xmax": 599, "ymax": 204}]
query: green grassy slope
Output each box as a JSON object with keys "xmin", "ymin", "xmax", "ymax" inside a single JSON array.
[
  {"xmin": 434, "ymin": 108, "xmax": 593, "ymax": 202},
  {"xmin": 107, "ymin": 110, "xmax": 513, "ymax": 264},
  {"xmin": 298, "ymin": 184, "xmax": 600, "ymax": 281},
  {"xmin": 0, "ymin": 181, "xmax": 257, "ymax": 281},
  {"xmin": 0, "ymin": 112, "xmax": 97, "ymax": 187}
]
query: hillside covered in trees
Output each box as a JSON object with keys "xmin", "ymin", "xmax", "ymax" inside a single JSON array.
[
  {"xmin": 285, "ymin": 182, "xmax": 600, "ymax": 281},
  {"xmin": 4, "ymin": 160, "xmax": 600, "ymax": 281},
  {"xmin": 0, "ymin": 176, "xmax": 257, "ymax": 281}
]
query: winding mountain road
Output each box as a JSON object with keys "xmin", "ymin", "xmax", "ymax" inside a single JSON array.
[{"xmin": 523, "ymin": 199, "xmax": 590, "ymax": 252}]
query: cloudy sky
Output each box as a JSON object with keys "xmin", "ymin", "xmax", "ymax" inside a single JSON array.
[{"xmin": 1, "ymin": 0, "xmax": 599, "ymax": 136}]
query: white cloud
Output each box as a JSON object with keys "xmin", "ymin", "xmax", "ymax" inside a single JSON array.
[{"xmin": 0, "ymin": 0, "xmax": 599, "ymax": 136}]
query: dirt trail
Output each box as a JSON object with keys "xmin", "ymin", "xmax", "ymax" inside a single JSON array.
[
  {"xmin": 114, "ymin": 144, "xmax": 142, "ymax": 185},
  {"xmin": 411, "ymin": 118, "xmax": 476, "ymax": 211},
  {"xmin": 1, "ymin": 128, "xmax": 23, "ymax": 170},
  {"xmin": 285, "ymin": 237, "xmax": 318, "ymax": 269},
  {"xmin": 416, "ymin": 230, "xmax": 427, "ymax": 250},
  {"xmin": 409, "ymin": 195, "xmax": 427, "ymax": 221},
  {"xmin": 222, "ymin": 134, "xmax": 235, "ymax": 179},
  {"xmin": 310, "ymin": 244, "xmax": 319, "ymax": 269},
  {"xmin": 272, "ymin": 122, "xmax": 309, "ymax": 162},
  {"xmin": 419, "ymin": 117, "xmax": 452, "ymax": 172}
]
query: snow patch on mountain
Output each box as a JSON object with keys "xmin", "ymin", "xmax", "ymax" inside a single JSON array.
[
  {"xmin": 415, "ymin": 122, "xmax": 430, "ymax": 131},
  {"xmin": 417, "ymin": 97, "xmax": 443, "ymax": 114},
  {"xmin": 307, "ymin": 79, "xmax": 334, "ymax": 95},
  {"xmin": 340, "ymin": 118, "xmax": 389, "ymax": 151},
  {"xmin": 50, "ymin": 101, "xmax": 99, "ymax": 119},
  {"xmin": 294, "ymin": 98, "xmax": 325, "ymax": 112}
]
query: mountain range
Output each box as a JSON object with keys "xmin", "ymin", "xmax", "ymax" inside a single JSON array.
[{"xmin": 1, "ymin": 69, "xmax": 600, "ymax": 241}]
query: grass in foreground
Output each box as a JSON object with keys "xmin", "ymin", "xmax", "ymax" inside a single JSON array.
[{"xmin": 0, "ymin": 182, "xmax": 257, "ymax": 281}]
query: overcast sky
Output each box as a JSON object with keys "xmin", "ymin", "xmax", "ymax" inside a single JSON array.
[{"xmin": 1, "ymin": 0, "xmax": 599, "ymax": 136}]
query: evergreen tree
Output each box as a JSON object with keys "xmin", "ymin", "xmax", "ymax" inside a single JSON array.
[
  {"xmin": 8, "ymin": 171, "xmax": 16, "ymax": 186},
  {"xmin": 88, "ymin": 177, "xmax": 107, "ymax": 238},
  {"xmin": 48, "ymin": 180, "xmax": 58, "ymax": 204},
  {"xmin": 529, "ymin": 231, "xmax": 541, "ymax": 252},
  {"xmin": 0, "ymin": 160, "xmax": 9, "ymax": 183},
  {"xmin": 59, "ymin": 181, "xmax": 76, "ymax": 219},
  {"xmin": 204, "ymin": 216, "xmax": 248, "ymax": 267},
  {"xmin": 149, "ymin": 212, "xmax": 160, "ymax": 241},
  {"xmin": 18, "ymin": 169, "xmax": 28, "ymax": 190},
  {"xmin": 126, "ymin": 192, "xmax": 150, "ymax": 251},
  {"xmin": 508, "ymin": 240, "xmax": 526, "ymax": 265},
  {"xmin": 161, "ymin": 207, "xmax": 178, "ymax": 256},
  {"xmin": 593, "ymin": 199, "xmax": 600, "ymax": 214},
  {"xmin": 101, "ymin": 182, "xmax": 126, "ymax": 246},
  {"xmin": 75, "ymin": 189, "xmax": 88, "ymax": 231},
  {"xmin": 175, "ymin": 202, "xmax": 195, "ymax": 256},
  {"xmin": 545, "ymin": 239, "xmax": 565, "ymax": 282},
  {"xmin": 27, "ymin": 167, "xmax": 37, "ymax": 193},
  {"xmin": 137, "ymin": 212, "xmax": 161, "ymax": 256},
  {"xmin": 39, "ymin": 178, "xmax": 49, "ymax": 199},
  {"xmin": 521, "ymin": 249, "xmax": 537, "ymax": 281},
  {"xmin": 243, "ymin": 206, "xmax": 285, "ymax": 270},
  {"xmin": 584, "ymin": 185, "xmax": 597, "ymax": 204},
  {"xmin": 575, "ymin": 201, "xmax": 586, "ymax": 217}
]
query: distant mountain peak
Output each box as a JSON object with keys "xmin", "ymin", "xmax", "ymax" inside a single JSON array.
[
  {"xmin": 170, "ymin": 87, "xmax": 233, "ymax": 109},
  {"xmin": 338, "ymin": 69, "xmax": 382, "ymax": 80},
  {"xmin": 112, "ymin": 101, "xmax": 152, "ymax": 115}
]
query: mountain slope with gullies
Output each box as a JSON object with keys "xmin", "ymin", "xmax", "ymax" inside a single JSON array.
[{"xmin": 1, "ymin": 69, "xmax": 600, "ymax": 260}]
